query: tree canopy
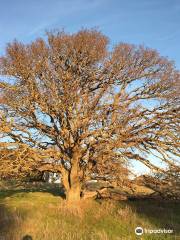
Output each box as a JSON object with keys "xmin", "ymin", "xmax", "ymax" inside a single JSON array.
[{"xmin": 0, "ymin": 29, "xmax": 179, "ymax": 201}]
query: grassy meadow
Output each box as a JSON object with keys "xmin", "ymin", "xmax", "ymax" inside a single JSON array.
[{"xmin": 0, "ymin": 181, "xmax": 179, "ymax": 240}]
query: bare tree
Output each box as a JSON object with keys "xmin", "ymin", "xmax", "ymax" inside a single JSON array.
[{"xmin": 0, "ymin": 29, "xmax": 179, "ymax": 201}]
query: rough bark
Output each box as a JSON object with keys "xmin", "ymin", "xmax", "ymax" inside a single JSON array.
[
  {"xmin": 66, "ymin": 180, "xmax": 81, "ymax": 201},
  {"xmin": 65, "ymin": 149, "xmax": 82, "ymax": 201}
]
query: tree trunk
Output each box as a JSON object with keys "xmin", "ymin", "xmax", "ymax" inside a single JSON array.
[
  {"xmin": 64, "ymin": 148, "xmax": 81, "ymax": 202},
  {"xmin": 66, "ymin": 179, "xmax": 81, "ymax": 201},
  {"xmin": 65, "ymin": 168, "xmax": 81, "ymax": 201}
]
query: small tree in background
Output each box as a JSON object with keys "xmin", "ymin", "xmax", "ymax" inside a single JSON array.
[{"xmin": 0, "ymin": 29, "xmax": 179, "ymax": 201}]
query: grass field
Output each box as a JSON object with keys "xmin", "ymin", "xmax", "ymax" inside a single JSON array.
[{"xmin": 0, "ymin": 181, "xmax": 179, "ymax": 240}]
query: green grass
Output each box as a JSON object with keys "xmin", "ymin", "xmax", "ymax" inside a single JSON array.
[{"xmin": 0, "ymin": 181, "xmax": 179, "ymax": 240}]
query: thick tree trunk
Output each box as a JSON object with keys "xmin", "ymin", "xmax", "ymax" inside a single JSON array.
[
  {"xmin": 66, "ymin": 180, "xmax": 81, "ymax": 201},
  {"xmin": 66, "ymin": 164, "xmax": 81, "ymax": 201},
  {"xmin": 63, "ymin": 148, "xmax": 82, "ymax": 202}
]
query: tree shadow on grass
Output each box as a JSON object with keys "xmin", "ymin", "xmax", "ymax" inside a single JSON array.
[
  {"xmin": 0, "ymin": 204, "xmax": 16, "ymax": 240},
  {"xmin": 0, "ymin": 182, "xmax": 66, "ymax": 200},
  {"xmin": 124, "ymin": 199, "xmax": 180, "ymax": 237},
  {"xmin": 0, "ymin": 204, "xmax": 34, "ymax": 240}
]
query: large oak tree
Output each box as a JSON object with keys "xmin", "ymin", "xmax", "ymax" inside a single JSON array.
[{"xmin": 0, "ymin": 30, "xmax": 179, "ymax": 201}]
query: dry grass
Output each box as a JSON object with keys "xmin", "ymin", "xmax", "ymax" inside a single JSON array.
[{"xmin": 0, "ymin": 182, "xmax": 179, "ymax": 240}]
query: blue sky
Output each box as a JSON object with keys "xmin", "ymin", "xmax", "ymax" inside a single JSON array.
[
  {"xmin": 0, "ymin": 0, "xmax": 179, "ymax": 175},
  {"xmin": 0, "ymin": 0, "xmax": 180, "ymax": 68}
]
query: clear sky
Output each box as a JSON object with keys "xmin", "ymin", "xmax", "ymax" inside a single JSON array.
[{"xmin": 0, "ymin": 0, "xmax": 180, "ymax": 68}]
